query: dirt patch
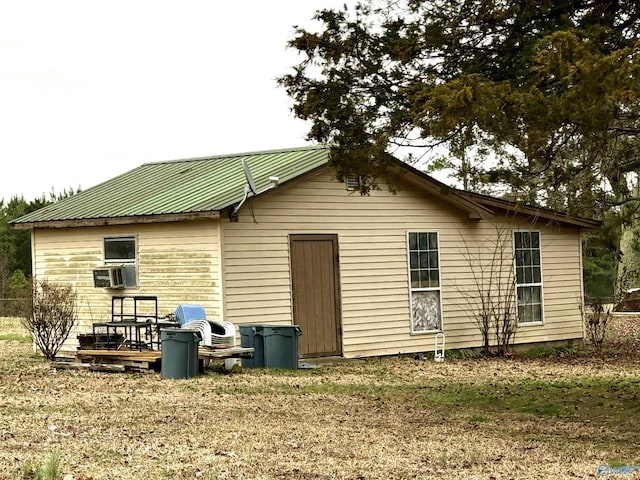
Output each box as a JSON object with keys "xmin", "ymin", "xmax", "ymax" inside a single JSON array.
[{"xmin": 1, "ymin": 316, "xmax": 639, "ymax": 479}]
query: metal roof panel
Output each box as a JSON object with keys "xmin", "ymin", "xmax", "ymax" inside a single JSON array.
[
  {"xmin": 11, "ymin": 146, "xmax": 330, "ymax": 225},
  {"xmin": 10, "ymin": 144, "xmax": 600, "ymax": 231}
]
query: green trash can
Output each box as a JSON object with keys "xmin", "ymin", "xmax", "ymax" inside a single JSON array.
[
  {"xmin": 240, "ymin": 324, "xmax": 302, "ymax": 369},
  {"xmin": 161, "ymin": 328, "xmax": 201, "ymax": 379},
  {"xmin": 240, "ymin": 324, "xmax": 264, "ymax": 368}
]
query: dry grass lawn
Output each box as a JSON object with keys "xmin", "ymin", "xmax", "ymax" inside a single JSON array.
[{"xmin": 0, "ymin": 316, "xmax": 639, "ymax": 479}]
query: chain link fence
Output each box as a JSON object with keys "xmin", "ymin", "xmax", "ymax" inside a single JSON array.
[
  {"xmin": 0, "ymin": 297, "xmax": 31, "ymax": 319},
  {"xmin": 0, "ymin": 316, "xmax": 26, "ymax": 333},
  {"xmin": 0, "ymin": 300, "xmax": 28, "ymax": 335}
]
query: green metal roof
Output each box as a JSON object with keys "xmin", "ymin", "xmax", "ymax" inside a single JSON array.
[
  {"xmin": 10, "ymin": 143, "xmax": 601, "ymax": 231},
  {"xmin": 11, "ymin": 145, "xmax": 330, "ymax": 228}
]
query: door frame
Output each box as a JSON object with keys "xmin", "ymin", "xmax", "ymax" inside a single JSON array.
[{"xmin": 289, "ymin": 234, "xmax": 343, "ymax": 357}]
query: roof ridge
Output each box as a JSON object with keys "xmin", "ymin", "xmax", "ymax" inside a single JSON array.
[{"xmin": 145, "ymin": 144, "xmax": 328, "ymax": 166}]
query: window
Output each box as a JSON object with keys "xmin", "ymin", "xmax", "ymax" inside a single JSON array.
[
  {"xmin": 514, "ymin": 231, "xmax": 543, "ymax": 324},
  {"xmin": 104, "ymin": 236, "xmax": 137, "ymax": 288},
  {"xmin": 408, "ymin": 232, "xmax": 442, "ymax": 332}
]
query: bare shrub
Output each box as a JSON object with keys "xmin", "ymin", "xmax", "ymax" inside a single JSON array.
[
  {"xmin": 459, "ymin": 224, "xmax": 518, "ymax": 356},
  {"xmin": 21, "ymin": 279, "xmax": 77, "ymax": 361},
  {"xmin": 580, "ymin": 298, "xmax": 610, "ymax": 355}
]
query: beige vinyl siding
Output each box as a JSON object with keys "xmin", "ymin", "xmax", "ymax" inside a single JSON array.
[
  {"xmin": 443, "ymin": 220, "xmax": 584, "ymax": 348},
  {"xmin": 32, "ymin": 220, "xmax": 222, "ymax": 352},
  {"xmin": 222, "ymin": 168, "xmax": 586, "ymax": 358},
  {"xmin": 517, "ymin": 227, "xmax": 583, "ymax": 342}
]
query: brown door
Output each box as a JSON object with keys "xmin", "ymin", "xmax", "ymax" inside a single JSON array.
[{"xmin": 290, "ymin": 234, "xmax": 342, "ymax": 358}]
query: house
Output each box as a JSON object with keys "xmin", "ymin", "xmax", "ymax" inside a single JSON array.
[{"xmin": 11, "ymin": 145, "xmax": 601, "ymax": 358}]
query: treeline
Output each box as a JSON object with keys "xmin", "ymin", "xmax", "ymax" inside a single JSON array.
[
  {"xmin": 583, "ymin": 233, "xmax": 618, "ymax": 302},
  {"xmin": 0, "ymin": 190, "xmax": 78, "ymax": 316}
]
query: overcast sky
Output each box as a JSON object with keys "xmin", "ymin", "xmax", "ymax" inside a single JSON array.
[{"xmin": 0, "ymin": 1, "xmax": 356, "ymax": 201}]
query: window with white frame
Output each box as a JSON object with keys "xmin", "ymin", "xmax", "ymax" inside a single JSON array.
[
  {"xmin": 104, "ymin": 236, "xmax": 138, "ymax": 288},
  {"xmin": 408, "ymin": 232, "xmax": 442, "ymax": 332},
  {"xmin": 514, "ymin": 231, "xmax": 543, "ymax": 324}
]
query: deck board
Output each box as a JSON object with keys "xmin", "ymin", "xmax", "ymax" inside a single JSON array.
[{"xmin": 72, "ymin": 345, "xmax": 254, "ymax": 372}]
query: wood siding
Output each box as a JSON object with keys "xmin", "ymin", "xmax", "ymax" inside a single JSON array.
[
  {"xmin": 222, "ymin": 168, "xmax": 585, "ymax": 358},
  {"xmin": 32, "ymin": 220, "xmax": 222, "ymax": 351},
  {"xmin": 290, "ymin": 234, "xmax": 342, "ymax": 357}
]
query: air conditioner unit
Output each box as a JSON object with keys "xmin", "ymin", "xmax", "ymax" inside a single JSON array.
[{"xmin": 92, "ymin": 266, "xmax": 125, "ymax": 289}]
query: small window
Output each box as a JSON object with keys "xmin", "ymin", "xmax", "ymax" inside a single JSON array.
[
  {"xmin": 407, "ymin": 232, "xmax": 442, "ymax": 332},
  {"xmin": 104, "ymin": 237, "xmax": 137, "ymax": 288},
  {"xmin": 105, "ymin": 237, "xmax": 136, "ymax": 262},
  {"xmin": 514, "ymin": 231, "xmax": 543, "ymax": 324}
]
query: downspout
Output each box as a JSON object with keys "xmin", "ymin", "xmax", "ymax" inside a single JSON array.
[
  {"xmin": 579, "ymin": 230, "xmax": 586, "ymax": 341},
  {"xmin": 30, "ymin": 228, "xmax": 37, "ymax": 354},
  {"xmin": 217, "ymin": 218, "xmax": 226, "ymax": 323},
  {"xmin": 30, "ymin": 229, "xmax": 36, "ymax": 279}
]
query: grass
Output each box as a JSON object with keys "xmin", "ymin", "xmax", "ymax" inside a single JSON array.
[
  {"xmin": 0, "ymin": 332, "xmax": 31, "ymax": 342},
  {"xmin": 21, "ymin": 451, "xmax": 62, "ymax": 480},
  {"xmin": 198, "ymin": 372, "xmax": 640, "ymax": 425},
  {"xmin": 421, "ymin": 376, "xmax": 640, "ymax": 419},
  {"xmin": 513, "ymin": 343, "xmax": 582, "ymax": 358},
  {"xmin": 0, "ymin": 314, "xmax": 639, "ymax": 479},
  {"xmin": 0, "ymin": 317, "xmax": 30, "ymax": 343},
  {"xmin": 426, "ymin": 347, "xmax": 484, "ymax": 360},
  {"xmin": 468, "ymin": 414, "xmax": 491, "ymax": 424},
  {"xmin": 608, "ymin": 457, "xmax": 632, "ymax": 467}
]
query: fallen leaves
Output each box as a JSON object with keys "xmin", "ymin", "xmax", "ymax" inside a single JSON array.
[{"xmin": 0, "ymin": 315, "xmax": 639, "ymax": 479}]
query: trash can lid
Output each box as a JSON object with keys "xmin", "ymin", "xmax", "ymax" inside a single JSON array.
[{"xmin": 160, "ymin": 327, "xmax": 202, "ymax": 340}]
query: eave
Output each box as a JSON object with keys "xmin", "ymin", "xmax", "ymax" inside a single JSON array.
[
  {"xmin": 388, "ymin": 161, "xmax": 495, "ymax": 221},
  {"xmin": 457, "ymin": 191, "xmax": 602, "ymax": 230},
  {"xmin": 10, "ymin": 210, "xmax": 221, "ymax": 230}
]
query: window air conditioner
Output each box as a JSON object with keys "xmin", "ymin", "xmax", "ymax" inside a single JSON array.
[{"xmin": 93, "ymin": 266, "xmax": 125, "ymax": 289}]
